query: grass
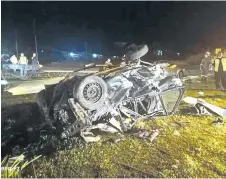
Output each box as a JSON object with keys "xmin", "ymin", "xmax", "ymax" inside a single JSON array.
[
  {"xmin": 23, "ymin": 79, "xmax": 226, "ymax": 178},
  {"xmin": 1, "ymin": 154, "xmax": 41, "ymax": 178}
]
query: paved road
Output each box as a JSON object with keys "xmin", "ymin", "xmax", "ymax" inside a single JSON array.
[
  {"xmin": 6, "ymin": 75, "xmax": 204, "ymax": 96},
  {"xmin": 4, "ymin": 63, "xmax": 213, "ymax": 96},
  {"xmin": 6, "ymin": 77, "xmax": 65, "ymax": 95}
]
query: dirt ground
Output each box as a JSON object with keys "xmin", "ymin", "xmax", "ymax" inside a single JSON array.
[{"xmin": 1, "ymin": 75, "xmax": 226, "ymax": 178}]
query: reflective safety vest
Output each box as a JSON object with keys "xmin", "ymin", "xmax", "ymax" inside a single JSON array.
[
  {"xmin": 19, "ymin": 56, "xmax": 28, "ymax": 64},
  {"xmin": 213, "ymin": 58, "xmax": 226, "ymax": 72}
]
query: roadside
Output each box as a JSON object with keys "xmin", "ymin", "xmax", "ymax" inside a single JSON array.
[
  {"xmin": 1, "ymin": 76, "xmax": 226, "ymax": 177},
  {"xmin": 23, "ymin": 87, "xmax": 226, "ymax": 178}
]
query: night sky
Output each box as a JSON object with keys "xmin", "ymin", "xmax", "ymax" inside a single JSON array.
[{"xmin": 2, "ymin": 1, "xmax": 226, "ymax": 55}]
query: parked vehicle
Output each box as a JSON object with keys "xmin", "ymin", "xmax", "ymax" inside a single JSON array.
[
  {"xmin": 1, "ymin": 71, "xmax": 10, "ymax": 93},
  {"xmin": 2, "ymin": 64, "xmax": 43, "ymax": 72},
  {"xmin": 154, "ymin": 60, "xmax": 186, "ymax": 79}
]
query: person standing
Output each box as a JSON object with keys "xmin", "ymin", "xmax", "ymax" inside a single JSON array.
[
  {"xmin": 120, "ymin": 56, "xmax": 126, "ymax": 67},
  {"xmin": 200, "ymin": 51, "xmax": 212, "ymax": 83},
  {"xmin": 19, "ymin": 53, "xmax": 28, "ymax": 78},
  {"xmin": 212, "ymin": 51, "xmax": 226, "ymax": 91},
  {"xmin": 104, "ymin": 58, "xmax": 113, "ymax": 70},
  {"xmin": 9, "ymin": 55, "xmax": 18, "ymax": 73},
  {"xmin": 31, "ymin": 52, "xmax": 39, "ymax": 77}
]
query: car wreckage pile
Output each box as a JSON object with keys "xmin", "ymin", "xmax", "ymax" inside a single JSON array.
[{"xmin": 37, "ymin": 44, "xmax": 186, "ymax": 142}]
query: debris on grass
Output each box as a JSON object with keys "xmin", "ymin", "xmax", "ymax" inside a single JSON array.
[
  {"xmin": 183, "ymin": 96, "xmax": 226, "ymax": 117},
  {"xmin": 149, "ymin": 128, "xmax": 159, "ymax": 142},
  {"xmin": 198, "ymin": 91, "xmax": 204, "ymax": 96},
  {"xmin": 212, "ymin": 118, "xmax": 224, "ymax": 125},
  {"xmin": 2, "ymin": 87, "xmax": 226, "ymax": 178}
]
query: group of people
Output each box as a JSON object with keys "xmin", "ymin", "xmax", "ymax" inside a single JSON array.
[
  {"xmin": 200, "ymin": 50, "xmax": 226, "ymax": 91},
  {"xmin": 9, "ymin": 52, "xmax": 39, "ymax": 78},
  {"xmin": 104, "ymin": 50, "xmax": 226, "ymax": 91}
]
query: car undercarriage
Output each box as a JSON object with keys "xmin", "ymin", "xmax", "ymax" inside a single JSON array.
[{"xmin": 36, "ymin": 44, "xmax": 186, "ymax": 142}]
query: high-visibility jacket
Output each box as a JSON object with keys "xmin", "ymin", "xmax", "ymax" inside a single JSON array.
[
  {"xmin": 213, "ymin": 57, "xmax": 226, "ymax": 72},
  {"xmin": 19, "ymin": 56, "xmax": 28, "ymax": 64}
]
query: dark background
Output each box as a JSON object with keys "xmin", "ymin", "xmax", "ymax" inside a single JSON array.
[{"xmin": 2, "ymin": 1, "xmax": 226, "ymax": 60}]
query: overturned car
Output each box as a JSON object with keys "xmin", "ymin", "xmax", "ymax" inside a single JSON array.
[{"xmin": 37, "ymin": 44, "xmax": 185, "ymax": 141}]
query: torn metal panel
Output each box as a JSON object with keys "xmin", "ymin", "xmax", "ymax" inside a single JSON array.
[
  {"xmin": 183, "ymin": 97, "xmax": 226, "ymax": 117},
  {"xmin": 36, "ymin": 44, "xmax": 186, "ymax": 141}
]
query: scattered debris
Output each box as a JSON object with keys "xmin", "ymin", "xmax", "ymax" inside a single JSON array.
[
  {"xmin": 212, "ymin": 118, "xmax": 224, "ymax": 125},
  {"xmin": 171, "ymin": 164, "xmax": 178, "ymax": 169},
  {"xmin": 132, "ymin": 128, "xmax": 159, "ymax": 142},
  {"xmin": 133, "ymin": 129, "xmax": 150, "ymax": 139},
  {"xmin": 198, "ymin": 91, "xmax": 204, "ymax": 96},
  {"xmin": 183, "ymin": 96, "xmax": 226, "ymax": 117},
  {"xmin": 36, "ymin": 43, "xmax": 185, "ymax": 142},
  {"xmin": 149, "ymin": 129, "xmax": 159, "ymax": 142},
  {"xmin": 173, "ymin": 130, "xmax": 180, "ymax": 136},
  {"xmin": 81, "ymin": 132, "xmax": 101, "ymax": 143}
]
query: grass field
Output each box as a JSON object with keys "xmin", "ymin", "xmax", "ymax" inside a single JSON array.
[{"xmin": 19, "ymin": 77, "xmax": 226, "ymax": 178}]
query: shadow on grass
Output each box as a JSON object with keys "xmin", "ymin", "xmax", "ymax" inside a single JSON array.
[{"xmin": 1, "ymin": 100, "xmax": 68, "ymax": 158}]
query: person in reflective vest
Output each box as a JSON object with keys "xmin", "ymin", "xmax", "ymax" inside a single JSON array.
[
  {"xmin": 213, "ymin": 51, "xmax": 226, "ymax": 91},
  {"xmin": 19, "ymin": 53, "xmax": 28, "ymax": 78}
]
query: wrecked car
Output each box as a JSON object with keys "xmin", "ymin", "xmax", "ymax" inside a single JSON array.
[{"xmin": 36, "ymin": 44, "xmax": 185, "ymax": 141}]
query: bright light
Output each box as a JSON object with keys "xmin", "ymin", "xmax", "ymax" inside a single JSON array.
[
  {"xmin": 42, "ymin": 50, "xmax": 44, "ymax": 52},
  {"xmin": 177, "ymin": 53, "xmax": 180, "ymax": 56},
  {"xmin": 70, "ymin": 52, "xmax": 75, "ymax": 57},
  {"xmin": 92, "ymin": 54, "xmax": 97, "ymax": 58}
]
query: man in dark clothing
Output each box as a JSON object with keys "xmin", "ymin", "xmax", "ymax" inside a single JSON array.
[
  {"xmin": 31, "ymin": 53, "xmax": 39, "ymax": 77},
  {"xmin": 200, "ymin": 51, "xmax": 212, "ymax": 83},
  {"xmin": 213, "ymin": 52, "xmax": 226, "ymax": 91}
]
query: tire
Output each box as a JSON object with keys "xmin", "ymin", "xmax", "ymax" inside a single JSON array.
[
  {"xmin": 126, "ymin": 44, "xmax": 149, "ymax": 61},
  {"xmin": 73, "ymin": 75, "xmax": 108, "ymax": 110},
  {"xmin": 178, "ymin": 71, "xmax": 184, "ymax": 79}
]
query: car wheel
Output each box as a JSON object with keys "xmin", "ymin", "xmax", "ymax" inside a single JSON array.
[
  {"xmin": 126, "ymin": 44, "xmax": 149, "ymax": 61},
  {"xmin": 73, "ymin": 75, "xmax": 108, "ymax": 110},
  {"xmin": 178, "ymin": 71, "xmax": 184, "ymax": 79}
]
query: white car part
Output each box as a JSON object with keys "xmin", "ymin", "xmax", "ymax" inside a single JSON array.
[
  {"xmin": 183, "ymin": 96, "xmax": 226, "ymax": 117},
  {"xmin": 1, "ymin": 79, "xmax": 8, "ymax": 85}
]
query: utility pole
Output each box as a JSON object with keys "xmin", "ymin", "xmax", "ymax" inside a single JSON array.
[
  {"xmin": 33, "ymin": 19, "xmax": 39, "ymax": 61},
  {"xmin": 10, "ymin": 2, "xmax": 18, "ymax": 57},
  {"xmin": 99, "ymin": 42, "xmax": 102, "ymax": 55},
  {"xmin": 85, "ymin": 42, "xmax": 88, "ymax": 59},
  {"xmin": 15, "ymin": 29, "xmax": 19, "ymax": 58}
]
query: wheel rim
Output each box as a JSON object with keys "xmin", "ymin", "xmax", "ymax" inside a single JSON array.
[
  {"xmin": 55, "ymin": 109, "xmax": 69, "ymax": 124},
  {"xmin": 83, "ymin": 82, "xmax": 102, "ymax": 103}
]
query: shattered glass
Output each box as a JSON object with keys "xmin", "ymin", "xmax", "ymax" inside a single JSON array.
[{"xmin": 35, "ymin": 44, "xmax": 185, "ymax": 144}]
